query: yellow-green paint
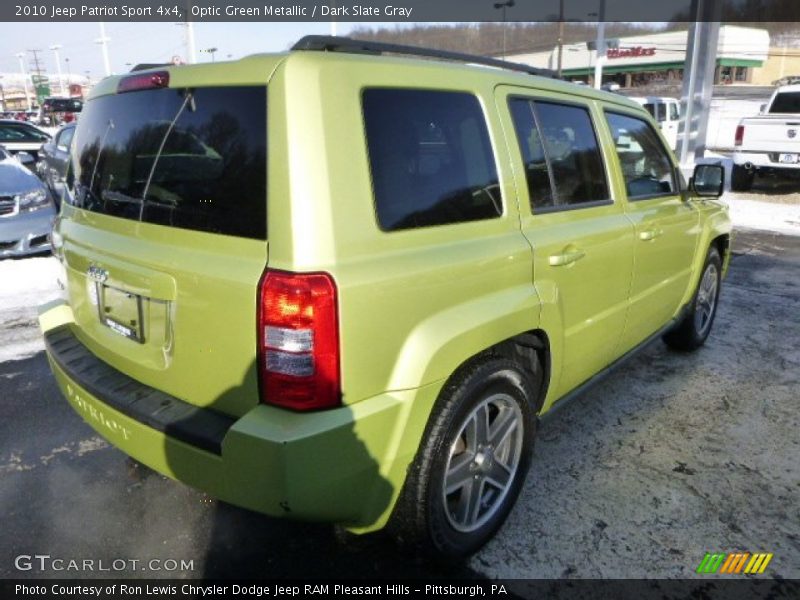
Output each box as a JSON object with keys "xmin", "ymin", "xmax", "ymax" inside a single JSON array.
[{"xmin": 43, "ymin": 49, "xmax": 732, "ymax": 531}]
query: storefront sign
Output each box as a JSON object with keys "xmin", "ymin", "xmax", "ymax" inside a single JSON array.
[{"xmin": 608, "ymin": 46, "xmax": 657, "ymax": 59}]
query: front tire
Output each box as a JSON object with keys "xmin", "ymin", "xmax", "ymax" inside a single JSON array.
[
  {"xmin": 388, "ymin": 357, "xmax": 538, "ymax": 559},
  {"xmin": 663, "ymin": 246, "xmax": 722, "ymax": 351}
]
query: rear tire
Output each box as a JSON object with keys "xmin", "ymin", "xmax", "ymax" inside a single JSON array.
[
  {"xmin": 388, "ymin": 356, "xmax": 538, "ymax": 559},
  {"xmin": 731, "ymin": 164, "xmax": 754, "ymax": 191},
  {"xmin": 663, "ymin": 246, "xmax": 722, "ymax": 352}
]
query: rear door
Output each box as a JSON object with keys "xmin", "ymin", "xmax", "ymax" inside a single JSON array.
[
  {"xmin": 498, "ymin": 87, "xmax": 635, "ymax": 399},
  {"xmin": 601, "ymin": 108, "xmax": 699, "ymax": 355},
  {"xmin": 58, "ymin": 73, "xmax": 272, "ymax": 417}
]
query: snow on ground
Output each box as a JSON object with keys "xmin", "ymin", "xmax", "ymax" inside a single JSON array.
[
  {"xmin": 0, "ymin": 255, "xmax": 62, "ymax": 363},
  {"xmin": 722, "ymin": 195, "xmax": 800, "ymax": 237}
]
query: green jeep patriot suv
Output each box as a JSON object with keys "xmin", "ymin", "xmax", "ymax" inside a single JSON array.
[{"xmin": 40, "ymin": 36, "xmax": 731, "ymax": 558}]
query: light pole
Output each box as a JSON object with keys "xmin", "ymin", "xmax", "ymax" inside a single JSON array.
[
  {"xmin": 15, "ymin": 52, "xmax": 32, "ymax": 111},
  {"xmin": 50, "ymin": 44, "xmax": 64, "ymax": 96},
  {"xmin": 555, "ymin": 0, "xmax": 566, "ymax": 78},
  {"xmin": 204, "ymin": 47, "xmax": 218, "ymax": 62},
  {"xmin": 0, "ymin": 77, "xmax": 6, "ymax": 112},
  {"xmin": 493, "ymin": 0, "xmax": 515, "ymax": 60},
  {"xmin": 592, "ymin": 0, "xmax": 606, "ymax": 90},
  {"xmin": 95, "ymin": 22, "xmax": 112, "ymax": 76},
  {"xmin": 64, "ymin": 57, "xmax": 71, "ymax": 93}
]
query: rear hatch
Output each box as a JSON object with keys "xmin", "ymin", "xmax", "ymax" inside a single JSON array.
[
  {"xmin": 742, "ymin": 114, "xmax": 800, "ymax": 154},
  {"xmin": 57, "ymin": 60, "xmax": 280, "ymax": 417}
]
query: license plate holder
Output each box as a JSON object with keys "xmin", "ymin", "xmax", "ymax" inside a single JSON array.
[
  {"xmin": 779, "ymin": 153, "xmax": 798, "ymax": 164},
  {"xmin": 96, "ymin": 284, "xmax": 145, "ymax": 343}
]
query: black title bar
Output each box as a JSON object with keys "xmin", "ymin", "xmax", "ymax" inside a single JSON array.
[{"xmin": 3, "ymin": 0, "xmax": 800, "ymax": 23}]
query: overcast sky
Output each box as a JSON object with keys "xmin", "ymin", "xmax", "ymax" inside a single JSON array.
[{"xmin": 0, "ymin": 22, "xmax": 407, "ymax": 81}]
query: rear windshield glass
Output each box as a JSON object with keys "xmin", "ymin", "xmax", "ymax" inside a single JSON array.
[
  {"xmin": 769, "ymin": 92, "xmax": 800, "ymax": 114},
  {"xmin": 68, "ymin": 86, "xmax": 266, "ymax": 240},
  {"xmin": 44, "ymin": 98, "xmax": 83, "ymax": 113}
]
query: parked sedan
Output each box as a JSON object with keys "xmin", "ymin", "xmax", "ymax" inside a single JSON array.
[
  {"xmin": 38, "ymin": 122, "xmax": 75, "ymax": 208},
  {"xmin": 0, "ymin": 119, "xmax": 52, "ymax": 162},
  {"xmin": 0, "ymin": 145, "xmax": 55, "ymax": 258}
]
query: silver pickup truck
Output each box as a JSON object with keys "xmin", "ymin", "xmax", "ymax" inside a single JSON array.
[{"xmin": 732, "ymin": 84, "xmax": 800, "ymax": 191}]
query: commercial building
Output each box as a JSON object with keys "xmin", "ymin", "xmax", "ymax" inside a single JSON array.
[{"xmin": 509, "ymin": 25, "xmax": 774, "ymax": 88}]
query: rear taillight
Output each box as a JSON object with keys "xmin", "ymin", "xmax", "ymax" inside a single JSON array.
[
  {"xmin": 117, "ymin": 71, "xmax": 169, "ymax": 93},
  {"xmin": 257, "ymin": 269, "xmax": 341, "ymax": 411},
  {"xmin": 735, "ymin": 124, "xmax": 744, "ymax": 146}
]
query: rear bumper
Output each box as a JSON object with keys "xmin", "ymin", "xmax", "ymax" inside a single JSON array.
[
  {"xmin": 39, "ymin": 301, "xmax": 435, "ymax": 531},
  {"xmin": 733, "ymin": 150, "xmax": 800, "ymax": 171}
]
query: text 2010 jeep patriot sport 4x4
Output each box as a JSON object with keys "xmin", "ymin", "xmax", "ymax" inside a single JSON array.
[{"xmin": 40, "ymin": 36, "xmax": 731, "ymax": 558}]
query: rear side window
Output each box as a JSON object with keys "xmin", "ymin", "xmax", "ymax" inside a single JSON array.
[
  {"xmin": 769, "ymin": 92, "xmax": 800, "ymax": 113},
  {"xmin": 509, "ymin": 98, "xmax": 609, "ymax": 211},
  {"xmin": 69, "ymin": 86, "xmax": 267, "ymax": 240},
  {"xmin": 363, "ymin": 89, "xmax": 501, "ymax": 232},
  {"xmin": 605, "ymin": 111, "xmax": 677, "ymax": 199}
]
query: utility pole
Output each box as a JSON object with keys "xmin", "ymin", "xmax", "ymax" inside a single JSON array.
[
  {"xmin": 96, "ymin": 22, "xmax": 111, "ymax": 76},
  {"xmin": 493, "ymin": 0, "xmax": 515, "ymax": 60},
  {"xmin": 15, "ymin": 52, "xmax": 32, "ymax": 111},
  {"xmin": 50, "ymin": 45, "xmax": 64, "ymax": 95}
]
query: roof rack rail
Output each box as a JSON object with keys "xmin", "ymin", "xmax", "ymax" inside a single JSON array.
[
  {"xmin": 291, "ymin": 35, "xmax": 559, "ymax": 79},
  {"xmin": 130, "ymin": 63, "xmax": 171, "ymax": 72}
]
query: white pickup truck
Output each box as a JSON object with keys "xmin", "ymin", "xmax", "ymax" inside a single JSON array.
[{"xmin": 732, "ymin": 84, "xmax": 800, "ymax": 191}]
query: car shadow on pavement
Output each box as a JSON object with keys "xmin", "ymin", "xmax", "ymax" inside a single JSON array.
[{"xmin": 157, "ymin": 360, "xmax": 483, "ymax": 579}]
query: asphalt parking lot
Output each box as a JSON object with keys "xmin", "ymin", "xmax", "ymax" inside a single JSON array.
[{"xmin": 0, "ymin": 228, "xmax": 798, "ymax": 582}]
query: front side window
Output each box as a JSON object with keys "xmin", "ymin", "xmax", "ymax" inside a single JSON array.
[
  {"xmin": 669, "ymin": 102, "xmax": 680, "ymax": 121},
  {"xmin": 509, "ymin": 98, "xmax": 609, "ymax": 211},
  {"xmin": 363, "ymin": 89, "xmax": 501, "ymax": 232},
  {"xmin": 605, "ymin": 111, "xmax": 677, "ymax": 199}
]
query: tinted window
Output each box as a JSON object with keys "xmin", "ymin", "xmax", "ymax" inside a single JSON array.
[
  {"xmin": 769, "ymin": 92, "xmax": 800, "ymax": 113},
  {"xmin": 509, "ymin": 99, "xmax": 554, "ymax": 209},
  {"xmin": 533, "ymin": 101, "xmax": 609, "ymax": 207},
  {"xmin": 509, "ymin": 99, "xmax": 609, "ymax": 210},
  {"xmin": 0, "ymin": 123, "xmax": 49, "ymax": 143},
  {"xmin": 44, "ymin": 98, "xmax": 83, "ymax": 113},
  {"xmin": 605, "ymin": 112, "xmax": 676, "ymax": 199},
  {"xmin": 363, "ymin": 89, "xmax": 500, "ymax": 231},
  {"xmin": 68, "ymin": 86, "xmax": 266, "ymax": 239}
]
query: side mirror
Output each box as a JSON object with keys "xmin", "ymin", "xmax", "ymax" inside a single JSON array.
[
  {"xmin": 690, "ymin": 164, "xmax": 724, "ymax": 198},
  {"xmin": 759, "ymin": 103, "xmax": 767, "ymax": 114},
  {"xmin": 15, "ymin": 151, "xmax": 35, "ymax": 166}
]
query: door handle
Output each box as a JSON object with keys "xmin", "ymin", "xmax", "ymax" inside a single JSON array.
[
  {"xmin": 549, "ymin": 250, "xmax": 586, "ymax": 267},
  {"xmin": 639, "ymin": 229, "xmax": 664, "ymax": 241}
]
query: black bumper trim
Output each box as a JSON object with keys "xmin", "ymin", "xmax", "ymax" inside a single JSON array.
[{"xmin": 44, "ymin": 326, "xmax": 236, "ymax": 455}]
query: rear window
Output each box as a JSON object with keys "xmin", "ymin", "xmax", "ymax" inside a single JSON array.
[
  {"xmin": 44, "ymin": 98, "xmax": 83, "ymax": 113},
  {"xmin": 769, "ymin": 92, "xmax": 800, "ymax": 114},
  {"xmin": 362, "ymin": 89, "xmax": 501, "ymax": 232},
  {"xmin": 68, "ymin": 86, "xmax": 267, "ymax": 240}
]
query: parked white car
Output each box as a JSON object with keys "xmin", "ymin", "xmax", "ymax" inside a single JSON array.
[
  {"xmin": 629, "ymin": 96, "xmax": 681, "ymax": 150},
  {"xmin": 732, "ymin": 84, "xmax": 800, "ymax": 191}
]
